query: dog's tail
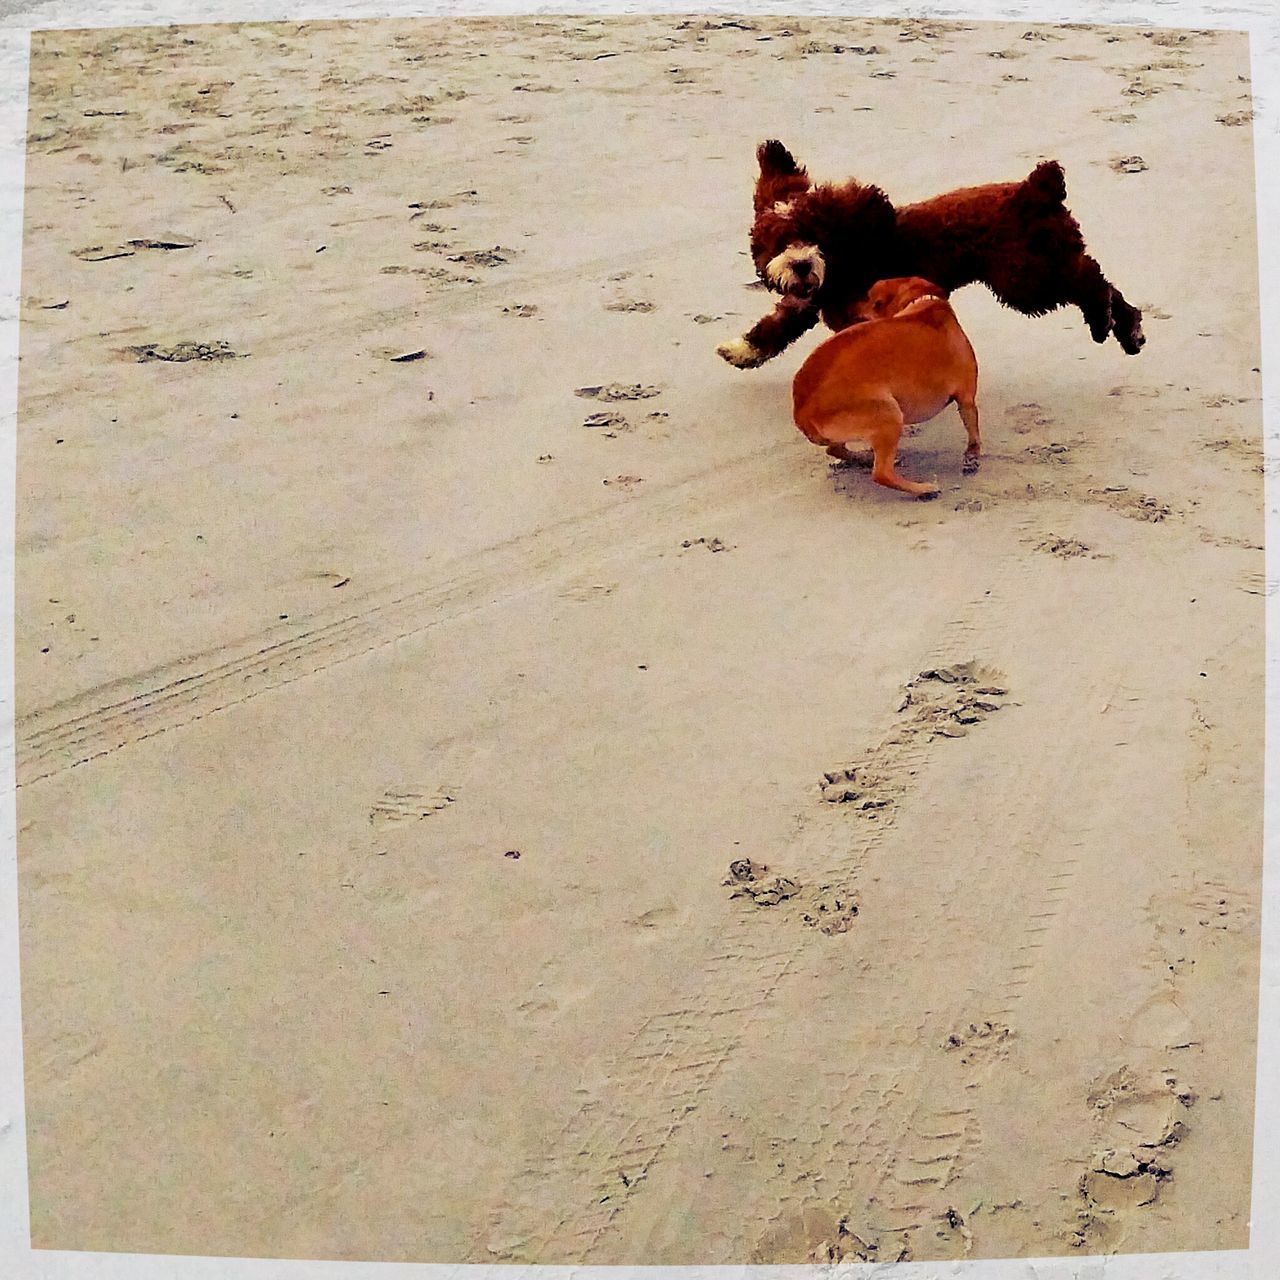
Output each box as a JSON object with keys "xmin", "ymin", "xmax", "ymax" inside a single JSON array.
[{"xmin": 1018, "ymin": 159, "xmax": 1067, "ymax": 208}]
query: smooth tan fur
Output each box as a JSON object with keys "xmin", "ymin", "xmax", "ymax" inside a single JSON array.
[{"xmin": 791, "ymin": 276, "xmax": 980, "ymax": 499}]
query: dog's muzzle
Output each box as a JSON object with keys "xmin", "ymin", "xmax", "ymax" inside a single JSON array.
[{"xmin": 765, "ymin": 245, "xmax": 825, "ymax": 298}]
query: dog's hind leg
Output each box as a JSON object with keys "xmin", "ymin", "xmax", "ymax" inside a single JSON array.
[
  {"xmin": 825, "ymin": 441, "xmax": 876, "ymax": 468},
  {"xmin": 821, "ymin": 406, "xmax": 938, "ymax": 498},
  {"xmin": 1068, "ymin": 254, "xmax": 1116, "ymax": 345},
  {"xmin": 1071, "ymin": 255, "xmax": 1145, "ymax": 353},
  {"xmin": 871, "ymin": 424, "xmax": 939, "ymax": 498},
  {"xmin": 1107, "ymin": 284, "xmax": 1146, "ymax": 354}
]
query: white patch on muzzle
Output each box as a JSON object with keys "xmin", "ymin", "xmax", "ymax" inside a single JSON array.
[{"xmin": 764, "ymin": 243, "xmax": 825, "ymax": 296}]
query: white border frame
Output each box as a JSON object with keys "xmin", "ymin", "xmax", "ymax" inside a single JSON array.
[{"xmin": 0, "ymin": 3, "xmax": 1274, "ymax": 1277}]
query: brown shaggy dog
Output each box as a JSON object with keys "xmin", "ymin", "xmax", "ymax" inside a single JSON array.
[{"xmin": 717, "ymin": 140, "xmax": 1145, "ymax": 369}]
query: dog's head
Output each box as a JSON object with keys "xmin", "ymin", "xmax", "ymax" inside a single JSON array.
[
  {"xmin": 852, "ymin": 276, "xmax": 949, "ymax": 321},
  {"xmin": 748, "ymin": 141, "xmax": 897, "ymax": 302}
]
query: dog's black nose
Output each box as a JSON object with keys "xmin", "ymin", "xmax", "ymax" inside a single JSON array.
[{"xmin": 793, "ymin": 260, "xmax": 811, "ymax": 278}]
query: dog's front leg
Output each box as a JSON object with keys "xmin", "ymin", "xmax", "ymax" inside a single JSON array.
[{"xmin": 717, "ymin": 295, "xmax": 820, "ymax": 368}]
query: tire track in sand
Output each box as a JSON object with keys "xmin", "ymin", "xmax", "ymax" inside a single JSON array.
[
  {"xmin": 475, "ymin": 507, "xmax": 1117, "ymax": 1264},
  {"xmin": 709, "ymin": 559, "xmax": 1155, "ymax": 1263},
  {"xmin": 15, "ymin": 443, "xmax": 803, "ymax": 788},
  {"xmin": 720, "ymin": 563, "xmax": 1148, "ymax": 1263}
]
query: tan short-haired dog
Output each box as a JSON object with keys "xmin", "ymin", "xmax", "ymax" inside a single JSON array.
[{"xmin": 791, "ymin": 276, "xmax": 980, "ymax": 499}]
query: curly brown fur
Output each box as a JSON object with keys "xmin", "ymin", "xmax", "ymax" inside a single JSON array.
[{"xmin": 718, "ymin": 141, "xmax": 1145, "ymax": 369}]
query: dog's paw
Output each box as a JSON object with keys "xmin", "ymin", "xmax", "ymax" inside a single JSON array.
[
  {"xmin": 717, "ymin": 337, "xmax": 766, "ymax": 369},
  {"xmin": 1118, "ymin": 322, "xmax": 1146, "ymax": 355},
  {"xmin": 917, "ymin": 485, "xmax": 942, "ymax": 501},
  {"xmin": 962, "ymin": 451, "xmax": 981, "ymax": 476},
  {"xmin": 1111, "ymin": 305, "xmax": 1146, "ymax": 355}
]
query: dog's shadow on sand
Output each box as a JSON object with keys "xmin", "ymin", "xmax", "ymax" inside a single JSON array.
[{"xmin": 825, "ymin": 419, "xmax": 965, "ymax": 504}]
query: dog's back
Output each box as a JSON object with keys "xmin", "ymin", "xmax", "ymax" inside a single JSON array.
[
  {"xmin": 793, "ymin": 295, "xmax": 975, "ymax": 432},
  {"xmin": 894, "ymin": 161, "xmax": 1076, "ymax": 291}
]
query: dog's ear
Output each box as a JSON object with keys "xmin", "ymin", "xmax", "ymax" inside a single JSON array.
[
  {"xmin": 757, "ymin": 139, "xmax": 801, "ymax": 177},
  {"xmin": 866, "ymin": 278, "xmax": 897, "ymax": 310},
  {"xmin": 855, "ymin": 276, "xmax": 898, "ymax": 320},
  {"xmin": 753, "ymin": 139, "xmax": 811, "ymax": 213}
]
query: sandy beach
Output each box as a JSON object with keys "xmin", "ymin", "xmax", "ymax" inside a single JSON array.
[{"xmin": 14, "ymin": 14, "xmax": 1263, "ymax": 1264}]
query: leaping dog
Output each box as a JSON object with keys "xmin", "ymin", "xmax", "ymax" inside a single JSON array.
[{"xmin": 718, "ymin": 140, "xmax": 1145, "ymax": 369}]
